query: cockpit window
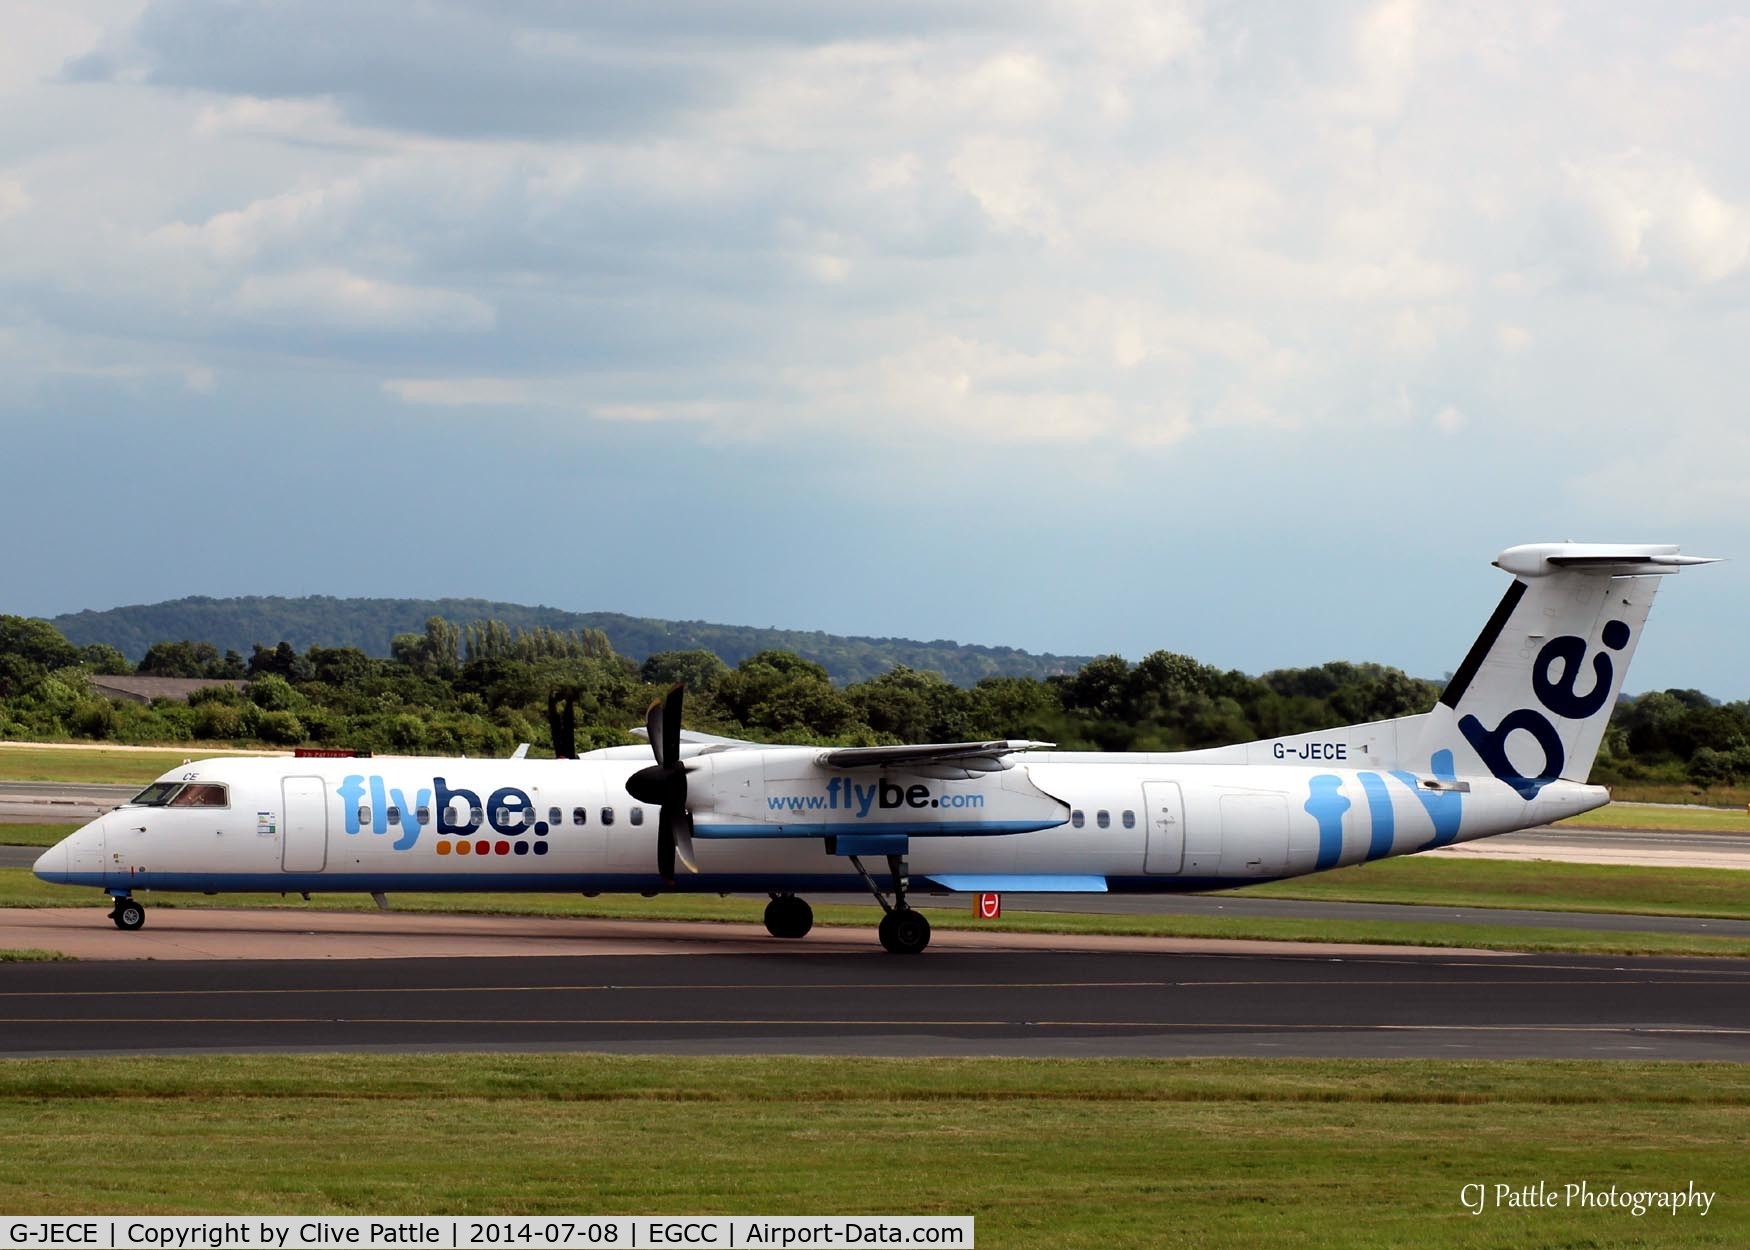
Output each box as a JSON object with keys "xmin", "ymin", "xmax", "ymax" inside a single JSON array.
[
  {"xmin": 129, "ymin": 782, "xmax": 183, "ymax": 807},
  {"xmin": 168, "ymin": 783, "xmax": 229, "ymax": 808}
]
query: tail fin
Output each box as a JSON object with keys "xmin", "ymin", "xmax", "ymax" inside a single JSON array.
[{"xmin": 1416, "ymin": 543, "xmax": 1717, "ymax": 797}]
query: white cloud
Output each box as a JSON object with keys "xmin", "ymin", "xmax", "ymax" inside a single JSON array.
[
  {"xmin": 227, "ymin": 269, "xmax": 495, "ymax": 333},
  {"xmin": 0, "ymin": 179, "xmax": 27, "ymax": 222},
  {"xmin": 384, "ymin": 377, "xmax": 531, "ymax": 407},
  {"xmin": 1553, "ymin": 150, "xmax": 1750, "ymax": 287},
  {"xmin": 153, "ymin": 180, "xmax": 361, "ymax": 264},
  {"xmin": 1568, "ymin": 431, "xmax": 1750, "ymax": 524}
]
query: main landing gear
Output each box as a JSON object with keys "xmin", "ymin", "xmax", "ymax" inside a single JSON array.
[
  {"xmin": 851, "ymin": 853, "xmax": 931, "ymax": 955},
  {"xmin": 763, "ymin": 893, "xmax": 814, "ymax": 939},
  {"xmin": 109, "ymin": 895, "xmax": 145, "ymax": 931}
]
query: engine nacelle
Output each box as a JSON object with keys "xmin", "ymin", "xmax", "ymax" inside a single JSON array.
[{"xmin": 685, "ymin": 747, "xmax": 1068, "ymax": 838}]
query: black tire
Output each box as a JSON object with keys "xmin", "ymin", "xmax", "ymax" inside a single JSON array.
[
  {"xmin": 112, "ymin": 901, "xmax": 145, "ymax": 931},
  {"xmin": 878, "ymin": 908, "xmax": 930, "ymax": 955}
]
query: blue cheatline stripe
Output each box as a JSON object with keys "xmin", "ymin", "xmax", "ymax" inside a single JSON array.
[{"xmin": 1359, "ymin": 771, "xmax": 1395, "ymax": 860}]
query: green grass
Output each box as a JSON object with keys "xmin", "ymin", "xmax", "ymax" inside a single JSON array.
[
  {"xmin": 0, "ymin": 744, "xmax": 272, "ymax": 785},
  {"xmin": 0, "ymin": 948, "xmax": 70, "ymax": 961},
  {"xmin": 10, "ymin": 867, "xmax": 1750, "ymax": 958},
  {"xmin": 1245, "ymin": 855, "xmax": 1750, "ymax": 919},
  {"xmin": 0, "ymin": 823, "xmax": 76, "ymax": 848},
  {"xmin": 1606, "ymin": 779, "xmax": 1750, "ymax": 807},
  {"xmin": 0, "ymin": 1055, "xmax": 1743, "ymax": 1247},
  {"xmin": 1561, "ymin": 802, "xmax": 1750, "ymax": 833}
]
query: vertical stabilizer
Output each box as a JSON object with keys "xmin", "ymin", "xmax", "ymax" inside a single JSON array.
[{"xmin": 1416, "ymin": 543, "xmax": 1716, "ymax": 798}]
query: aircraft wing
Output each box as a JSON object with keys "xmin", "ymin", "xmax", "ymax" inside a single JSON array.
[
  {"xmin": 631, "ymin": 726, "xmax": 770, "ymax": 750},
  {"xmin": 816, "ymin": 740, "xmax": 1053, "ymax": 769}
]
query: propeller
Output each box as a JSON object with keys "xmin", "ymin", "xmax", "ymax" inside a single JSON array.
[{"xmin": 624, "ymin": 683, "xmax": 696, "ymax": 884}]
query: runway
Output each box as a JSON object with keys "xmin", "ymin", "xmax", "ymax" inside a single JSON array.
[
  {"xmin": 2, "ymin": 935, "xmax": 1746, "ymax": 1061},
  {"xmin": 0, "ymin": 781, "xmax": 135, "ymax": 824}
]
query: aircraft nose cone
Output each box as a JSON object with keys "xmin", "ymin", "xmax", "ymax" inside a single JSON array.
[{"xmin": 33, "ymin": 842, "xmax": 68, "ymax": 882}]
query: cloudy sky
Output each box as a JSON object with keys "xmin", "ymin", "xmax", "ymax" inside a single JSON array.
[{"xmin": 1, "ymin": 0, "xmax": 1745, "ymax": 695}]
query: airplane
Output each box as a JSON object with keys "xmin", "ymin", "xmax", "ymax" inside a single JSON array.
[{"xmin": 32, "ymin": 542, "xmax": 1718, "ymax": 954}]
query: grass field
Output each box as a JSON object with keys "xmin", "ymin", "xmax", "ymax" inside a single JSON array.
[
  {"xmin": 0, "ymin": 1055, "xmax": 1741, "ymax": 1247},
  {"xmin": 10, "ymin": 867, "xmax": 1750, "ymax": 958},
  {"xmin": 0, "ymin": 744, "xmax": 278, "ymax": 785},
  {"xmin": 1248, "ymin": 854, "xmax": 1750, "ymax": 918},
  {"xmin": 1603, "ymin": 779, "xmax": 1750, "ymax": 808},
  {"xmin": 0, "ymin": 823, "xmax": 76, "ymax": 847},
  {"xmin": 1561, "ymin": 802, "xmax": 1750, "ymax": 833}
]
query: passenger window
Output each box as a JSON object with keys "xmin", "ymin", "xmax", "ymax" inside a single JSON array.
[
  {"xmin": 387, "ymin": 808, "xmax": 400, "ymax": 826},
  {"xmin": 601, "ymin": 807, "xmax": 616, "ymax": 826},
  {"xmin": 1071, "ymin": 810, "xmax": 1085, "ymax": 829},
  {"xmin": 548, "ymin": 806, "xmax": 562, "ymax": 827},
  {"xmin": 1122, "ymin": 810, "xmax": 1136, "ymax": 829},
  {"xmin": 1097, "ymin": 810, "xmax": 1111, "ymax": 829},
  {"xmin": 630, "ymin": 807, "xmax": 644, "ymax": 826},
  {"xmin": 468, "ymin": 806, "xmax": 483, "ymax": 829},
  {"xmin": 417, "ymin": 806, "xmax": 431, "ymax": 826},
  {"xmin": 358, "ymin": 806, "xmax": 370, "ymax": 827},
  {"xmin": 572, "ymin": 807, "xmax": 587, "ymax": 826}
]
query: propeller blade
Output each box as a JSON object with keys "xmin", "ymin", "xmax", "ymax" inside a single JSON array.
[
  {"xmin": 672, "ymin": 807, "xmax": 697, "ymax": 875},
  {"xmin": 657, "ymin": 815, "xmax": 675, "ymax": 886},
  {"xmin": 644, "ymin": 696, "xmax": 667, "ymax": 766},
  {"xmin": 661, "ymin": 683, "xmax": 684, "ymax": 766},
  {"xmin": 635, "ymin": 684, "xmax": 690, "ymax": 885}
]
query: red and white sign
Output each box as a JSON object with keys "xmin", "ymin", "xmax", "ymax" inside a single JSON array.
[{"xmin": 975, "ymin": 892, "xmax": 1002, "ymax": 920}]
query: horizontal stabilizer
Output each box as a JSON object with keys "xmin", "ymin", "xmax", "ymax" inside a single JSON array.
[
  {"xmin": 1495, "ymin": 543, "xmax": 1720, "ymax": 578},
  {"xmin": 925, "ymin": 874, "xmax": 1108, "ymax": 893}
]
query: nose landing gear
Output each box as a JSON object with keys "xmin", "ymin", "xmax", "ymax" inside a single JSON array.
[{"xmin": 109, "ymin": 896, "xmax": 145, "ymax": 931}]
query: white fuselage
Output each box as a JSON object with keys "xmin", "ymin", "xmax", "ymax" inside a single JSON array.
[{"xmin": 33, "ymin": 750, "xmax": 1607, "ymax": 898}]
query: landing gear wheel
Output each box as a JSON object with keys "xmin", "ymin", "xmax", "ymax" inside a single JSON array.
[
  {"xmin": 111, "ymin": 900, "xmax": 145, "ymax": 931},
  {"xmin": 763, "ymin": 895, "xmax": 814, "ymax": 940},
  {"xmin": 878, "ymin": 908, "xmax": 930, "ymax": 955}
]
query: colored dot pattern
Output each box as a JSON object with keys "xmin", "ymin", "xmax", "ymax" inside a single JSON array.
[{"xmin": 434, "ymin": 834, "xmax": 549, "ymax": 856}]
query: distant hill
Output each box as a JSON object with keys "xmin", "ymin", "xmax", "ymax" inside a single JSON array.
[{"xmin": 48, "ymin": 596, "xmax": 1092, "ymax": 687}]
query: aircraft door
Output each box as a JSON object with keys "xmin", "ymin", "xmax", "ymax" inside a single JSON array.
[
  {"xmin": 1141, "ymin": 781, "xmax": 1185, "ymax": 873},
  {"xmin": 282, "ymin": 776, "xmax": 328, "ymax": 872}
]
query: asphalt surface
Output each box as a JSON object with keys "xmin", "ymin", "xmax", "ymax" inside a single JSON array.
[
  {"xmin": 3, "ymin": 946, "xmax": 1747, "ymax": 1060},
  {"xmin": 0, "ymin": 781, "xmax": 135, "ymax": 824},
  {"xmin": 848, "ymin": 891, "xmax": 1750, "ymax": 937}
]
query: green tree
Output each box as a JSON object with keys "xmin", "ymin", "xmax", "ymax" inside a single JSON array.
[
  {"xmin": 139, "ymin": 640, "xmax": 227, "ymax": 678},
  {"xmin": 641, "ymin": 650, "xmax": 730, "ymax": 693},
  {"xmin": 79, "ymin": 643, "xmax": 132, "ymax": 675}
]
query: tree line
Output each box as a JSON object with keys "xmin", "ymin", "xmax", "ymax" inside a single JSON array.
[
  {"xmin": 1, "ymin": 613, "xmax": 1746, "ymax": 793},
  {"xmin": 49, "ymin": 595, "xmax": 1092, "ymax": 686}
]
